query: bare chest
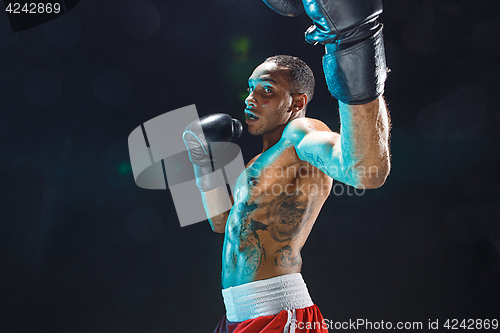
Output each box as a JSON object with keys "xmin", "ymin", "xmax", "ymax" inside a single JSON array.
[{"xmin": 233, "ymin": 145, "xmax": 303, "ymax": 204}]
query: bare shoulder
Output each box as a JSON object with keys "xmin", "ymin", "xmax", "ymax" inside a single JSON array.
[
  {"xmin": 282, "ymin": 117, "xmax": 334, "ymax": 144},
  {"xmin": 245, "ymin": 154, "xmax": 261, "ymax": 168},
  {"xmin": 288, "ymin": 117, "xmax": 332, "ymax": 132}
]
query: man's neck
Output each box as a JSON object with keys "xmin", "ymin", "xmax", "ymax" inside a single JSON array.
[
  {"xmin": 261, "ymin": 113, "xmax": 305, "ymax": 152},
  {"xmin": 261, "ymin": 124, "xmax": 287, "ymax": 152}
]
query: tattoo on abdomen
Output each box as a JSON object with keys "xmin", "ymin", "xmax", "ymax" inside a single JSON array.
[
  {"xmin": 238, "ymin": 218, "xmax": 267, "ymax": 274},
  {"xmin": 275, "ymin": 245, "xmax": 301, "ymax": 268},
  {"xmin": 230, "ymin": 192, "xmax": 312, "ymax": 274},
  {"xmin": 231, "ymin": 202, "xmax": 267, "ymax": 274},
  {"xmin": 233, "ymin": 201, "xmax": 258, "ymax": 221},
  {"xmin": 266, "ymin": 192, "xmax": 312, "ymax": 242}
]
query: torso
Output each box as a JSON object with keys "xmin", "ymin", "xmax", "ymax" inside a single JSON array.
[{"xmin": 221, "ymin": 119, "xmax": 333, "ymax": 288}]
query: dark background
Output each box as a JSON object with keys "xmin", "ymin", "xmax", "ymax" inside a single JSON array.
[{"xmin": 1, "ymin": 0, "xmax": 499, "ymax": 332}]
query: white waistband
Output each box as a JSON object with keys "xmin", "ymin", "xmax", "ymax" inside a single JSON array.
[{"xmin": 222, "ymin": 273, "xmax": 314, "ymax": 322}]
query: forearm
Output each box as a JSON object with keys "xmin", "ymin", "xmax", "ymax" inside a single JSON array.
[
  {"xmin": 201, "ymin": 186, "xmax": 233, "ymax": 233},
  {"xmin": 338, "ymin": 96, "xmax": 390, "ymax": 188},
  {"xmin": 311, "ymin": 6, "xmax": 389, "ymax": 188},
  {"xmin": 182, "ymin": 113, "xmax": 242, "ymax": 233}
]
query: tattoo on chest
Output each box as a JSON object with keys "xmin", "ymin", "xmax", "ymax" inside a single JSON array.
[
  {"xmin": 266, "ymin": 192, "xmax": 311, "ymax": 242},
  {"xmin": 274, "ymin": 245, "xmax": 301, "ymax": 268},
  {"xmin": 246, "ymin": 165, "xmax": 261, "ymax": 187}
]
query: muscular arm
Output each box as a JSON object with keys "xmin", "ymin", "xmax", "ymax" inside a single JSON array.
[
  {"xmin": 336, "ymin": 97, "xmax": 390, "ymax": 188},
  {"xmin": 288, "ymin": 96, "xmax": 390, "ymax": 189},
  {"xmin": 201, "ymin": 186, "xmax": 233, "ymax": 233}
]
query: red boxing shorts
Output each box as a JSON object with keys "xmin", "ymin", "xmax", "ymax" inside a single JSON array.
[{"xmin": 213, "ymin": 273, "xmax": 328, "ymax": 333}]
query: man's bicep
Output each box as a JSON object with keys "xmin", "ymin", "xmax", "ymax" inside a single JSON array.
[{"xmin": 295, "ymin": 131, "xmax": 351, "ymax": 184}]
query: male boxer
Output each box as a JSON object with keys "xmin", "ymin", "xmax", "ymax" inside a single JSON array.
[{"xmin": 183, "ymin": 0, "xmax": 391, "ymax": 332}]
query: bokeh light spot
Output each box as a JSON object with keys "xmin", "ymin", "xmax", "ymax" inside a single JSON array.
[
  {"xmin": 232, "ymin": 36, "xmax": 250, "ymax": 54},
  {"xmin": 126, "ymin": 207, "xmax": 163, "ymax": 244},
  {"xmin": 113, "ymin": 278, "xmax": 152, "ymax": 316},
  {"xmin": 239, "ymin": 91, "xmax": 248, "ymax": 102},
  {"xmin": 121, "ymin": 1, "xmax": 161, "ymax": 40},
  {"xmin": 67, "ymin": 177, "xmax": 107, "ymax": 214},
  {"xmin": 118, "ymin": 162, "xmax": 132, "ymax": 175},
  {"xmin": 24, "ymin": 70, "xmax": 63, "ymax": 107},
  {"xmin": 71, "ymin": 104, "xmax": 111, "ymax": 139},
  {"xmin": 442, "ymin": 204, "xmax": 484, "ymax": 243},
  {"xmin": 94, "ymin": 70, "xmax": 132, "ymax": 107},
  {"xmin": 398, "ymin": 217, "xmax": 440, "ymax": 255},
  {"xmin": 231, "ymin": 36, "xmax": 251, "ymax": 62},
  {"xmin": 156, "ymin": 2, "xmax": 186, "ymax": 41},
  {"xmin": 43, "ymin": 14, "xmax": 82, "ymax": 49},
  {"xmin": 416, "ymin": 86, "xmax": 489, "ymax": 140}
]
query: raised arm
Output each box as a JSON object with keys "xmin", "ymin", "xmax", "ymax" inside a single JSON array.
[
  {"xmin": 281, "ymin": 0, "xmax": 391, "ymax": 188},
  {"xmin": 286, "ymin": 97, "xmax": 390, "ymax": 189},
  {"xmin": 336, "ymin": 97, "xmax": 390, "ymax": 188}
]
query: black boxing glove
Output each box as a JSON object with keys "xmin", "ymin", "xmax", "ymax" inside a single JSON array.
[
  {"xmin": 303, "ymin": 0, "xmax": 387, "ymax": 105},
  {"xmin": 262, "ymin": 0, "xmax": 304, "ymax": 17},
  {"xmin": 182, "ymin": 114, "xmax": 243, "ymax": 192}
]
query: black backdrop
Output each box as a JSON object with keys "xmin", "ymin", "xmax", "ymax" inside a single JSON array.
[{"xmin": 1, "ymin": 0, "xmax": 499, "ymax": 332}]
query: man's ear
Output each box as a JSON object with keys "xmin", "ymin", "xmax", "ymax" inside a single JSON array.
[{"xmin": 291, "ymin": 93, "xmax": 308, "ymax": 113}]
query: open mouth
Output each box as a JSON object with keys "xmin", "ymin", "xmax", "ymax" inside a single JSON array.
[{"xmin": 245, "ymin": 110, "xmax": 259, "ymax": 121}]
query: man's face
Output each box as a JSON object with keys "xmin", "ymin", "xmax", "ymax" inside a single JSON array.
[{"xmin": 244, "ymin": 61, "xmax": 294, "ymax": 136}]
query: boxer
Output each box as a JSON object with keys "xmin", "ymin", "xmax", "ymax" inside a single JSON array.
[{"xmin": 183, "ymin": 1, "xmax": 391, "ymax": 332}]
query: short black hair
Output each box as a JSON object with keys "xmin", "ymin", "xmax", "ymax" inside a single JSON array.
[{"xmin": 265, "ymin": 55, "xmax": 315, "ymax": 106}]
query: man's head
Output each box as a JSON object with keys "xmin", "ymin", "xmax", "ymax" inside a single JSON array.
[
  {"xmin": 265, "ymin": 55, "xmax": 315, "ymax": 104},
  {"xmin": 245, "ymin": 55, "xmax": 315, "ymax": 136}
]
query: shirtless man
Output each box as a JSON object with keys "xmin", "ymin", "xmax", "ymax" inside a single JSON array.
[{"xmin": 183, "ymin": 0, "xmax": 391, "ymax": 332}]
